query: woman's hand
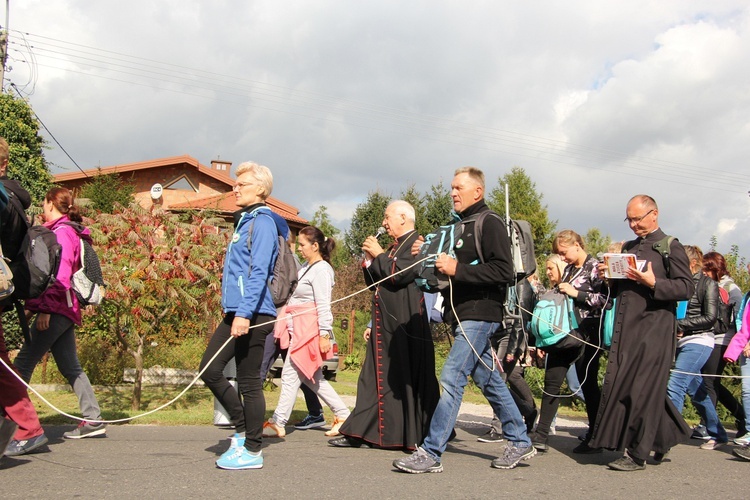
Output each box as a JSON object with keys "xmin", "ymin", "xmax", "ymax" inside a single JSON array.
[
  {"xmin": 743, "ymin": 342, "xmax": 750, "ymax": 358},
  {"xmin": 320, "ymin": 335, "xmax": 331, "ymax": 353},
  {"xmin": 35, "ymin": 313, "xmax": 51, "ymax": 331},
  {"xmin": 557, "ymin": 282, "xmax": 578, "ymax": 298},
  {"xmin": 230, "ymin": 316, "xmax": 251, "ymax": 337},
  {"xmin": 363, "ymin": 327, "xmax": 371, "ymax": 341}
]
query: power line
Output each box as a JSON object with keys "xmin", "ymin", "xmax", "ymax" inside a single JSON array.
[
  {"xmin": 10, "ymin": 82, "xmax": 88, "ymax": 177},
  {"xmin": 6, "ymin": 30, "xmax": 747, "ymax": 192}
]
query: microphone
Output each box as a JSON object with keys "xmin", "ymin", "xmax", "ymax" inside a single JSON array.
[{"xmin": 375, "ymin": 227, "xmax": 386, "ymax": 239}]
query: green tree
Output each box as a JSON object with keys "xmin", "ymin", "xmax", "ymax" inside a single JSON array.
[
  {"xmin": 344, "ymin": 191, "xmax": 391, "ymax": 255},
  {"xmin": 399, "ymin": 183, "xmax": 429, "ymax": 237},
  {"xmin": 486, "ymin": 166, "xmax": 557, "ymax": 257},
  {"xmin": 0, "ymin": 93, "xmax": 53, "ymax": 204},
  {"xmin": 310, "ymin": 205, "xmax": 339, "ymax": 239},
  {"xmin": 79, "ymin": 170, "xmax": 136, "ymax": 213},
  {"xmin": 87, "ymin": 204, "xmax": 227, "ymax": 410},
  {"xmin": 422, "ymin": 181, "xmax": 453, "ymax": 232},
  {"xmin": 583, "ymin": 228, "xmax": 612, "ymax": 257},
  {"xmin": 725, "ymin": 244, "xmax": 749, "ymax": 292}
]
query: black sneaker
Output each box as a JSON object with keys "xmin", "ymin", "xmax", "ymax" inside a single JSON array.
[
  {"xmin": 690, "ymin": 425, "xmax": 710, "ymax": 440},
  {"xmin": 491, "ymin": 442, "xmax": 536, "ymax": 469},
  {"xmin": 393, "ymin": 447, "xmax": 443, "ymax": 474},
  {"xmin": 293, "ymin": 414, "xmax": 326, "ymax": 430},
  {"xmin": 64, "ymin": 421, "xmax": 107, "ymax": 439},
  {"xmin": 477, "ymin": 428, "xmax": 504, "ymax": 443},
  {"xmin": 529, "ymin": 432, "xmax": 548, "ymax": 452},
  {"xmin": 608, "ymin": 455, "xmax": 645, "ymax": 471},
  {"xmin": 4, "ymin": 433, "xmax": 49, "ymax": 456}
]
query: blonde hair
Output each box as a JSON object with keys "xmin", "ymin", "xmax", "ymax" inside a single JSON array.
[
  {"xmin": 684, "ymin": 245, "xmax": 703, "ymax": 269},
  {"xmin": 0, "ymin": 137, "xmax": 8, "ymax": 164},
  {"xmin": 235, "ymin": 162, "xmax": 273, "ymax": 199},
  {"xmin": 546, "ymin": 254, "xmax": 567, "ymax": 284},
  {"xmin": 553, "ymin": 229, "xmax": 585, "ymax": 253}
]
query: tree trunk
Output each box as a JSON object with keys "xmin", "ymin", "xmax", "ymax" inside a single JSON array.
[{"xmin": 130, "ymin": 337, "xmax": 144, "ymax": 411}]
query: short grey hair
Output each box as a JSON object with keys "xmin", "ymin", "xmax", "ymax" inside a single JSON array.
[{"xmin": 235, "ymin": 162, "xmax": 273, "ymax": 199}]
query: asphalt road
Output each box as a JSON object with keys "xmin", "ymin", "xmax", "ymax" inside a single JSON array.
[{"xmin": 2, "ymin": 406, "xmax": 747, "ymax": 500}]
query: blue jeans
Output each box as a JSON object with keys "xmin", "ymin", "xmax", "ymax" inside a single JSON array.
[
  {"xmin": 741, "ymin": 354, "xmax": 750, "ymax": 428},
  {"xmin": 422, "ymin": 321, "xmax": 529, "ymax": 461},
  {"xmin": 667, "ymin": 342, "xmax": 727, "ymax": 442}
]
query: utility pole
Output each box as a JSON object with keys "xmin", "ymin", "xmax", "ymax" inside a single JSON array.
[{"xmin": 1, "ymin": 0, "xmax": 9, "ymax": 92}]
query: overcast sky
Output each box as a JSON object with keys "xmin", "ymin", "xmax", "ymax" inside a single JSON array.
[{"xmin": 5, "ymin": 1, "xmax": 750, "ymax": 255}]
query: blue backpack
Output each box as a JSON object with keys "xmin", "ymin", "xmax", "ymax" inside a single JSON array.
[{"xmin": 530, "ymin": 289, "xmax": 578, "ymax": 347}]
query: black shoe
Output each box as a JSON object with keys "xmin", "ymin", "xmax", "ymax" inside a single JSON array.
[
  {"xmin": 572, "ymin": 441, "xmax": 602, "ymax": 454},
  {"xmin": 608, "ymin": 455, "xmax": 645, "ymax": 471},
  {"xmin": 529, "ymin": 433, "xmax": 548, "ymax": 452},
  {"xmin": 328, "ymin": 436, "xmax": 370, "ymax": 448},
  {"xmin": 653, "ymin": 450, "xmax": 669, "ymax": 463},
  {"xmin": 4, "ymin": 433, "xmax": 49, "ymax": 457},
  {"xmin": 477, "ymin": 428, "xmax": 504, "ymax": 443}
]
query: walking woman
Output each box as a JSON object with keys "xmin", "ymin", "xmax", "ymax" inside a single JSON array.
[
  {"xmin": 666, "ymin": 245, "xmax": 728, "ymax": 451},
  {"xmin": 530, "ymin": 230, "xmax": 607, "ymax": 453},
  {"xmin": 200, "ymin": 162, "xmax": 280, "ymax": 470},
  {"xmin": 14, "ymin": 188, "xmax": 105, "ymax": 439},
  {"xmin": 262, "ymin": 226, "xmax": 350, "ymax": 438}
]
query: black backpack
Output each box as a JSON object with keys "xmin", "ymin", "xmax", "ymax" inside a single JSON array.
[{"xmin": 10, "ymin": 225, "xmax": 62, "ymax": 300}]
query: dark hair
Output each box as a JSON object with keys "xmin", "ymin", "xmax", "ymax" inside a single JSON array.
[
  {"xmin": 46, "ymin": 187, "xmax": 83, "ymax": 223},
  {"xmin": 299, "ymin": 226, "xmax": 335, "ymax": 263},
  {"xmin": 703, "ymin": 251, "xmax": 729, "ymax": 281}
]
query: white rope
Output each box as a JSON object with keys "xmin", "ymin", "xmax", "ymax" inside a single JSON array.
[{"xmin": 0, "ymin": 253, "xmax": 435, "ymax": 424}]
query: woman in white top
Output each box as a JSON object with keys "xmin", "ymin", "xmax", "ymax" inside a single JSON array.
[{"xmin": 262, "ymin": 226, "xmax": 350, "ymax": 438}]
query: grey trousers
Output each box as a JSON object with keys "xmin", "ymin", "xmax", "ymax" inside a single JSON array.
[{"xmin": 14, "ymin": 313, "xmax": 102, "ymax": 421}]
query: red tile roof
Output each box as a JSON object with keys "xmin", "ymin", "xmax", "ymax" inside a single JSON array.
[
  {"xmin": 53, "ymin": 154, "xmax": 308, "ymax": 225},
  {"xmin": 54, "ymin": 155, "xmax": 234, "ymax": 187},
  {"xmin": 169, "ymin": 192, "xmax": 308, "ymax": 225}
]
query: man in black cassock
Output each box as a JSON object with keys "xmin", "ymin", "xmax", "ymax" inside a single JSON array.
[
  {"xmin": 589, "ymin": 195, "xmax": 694, "ymax": 471},
  {"xmin": 328, "ymin": 200, "xmax": 439, "ymax": 449}
]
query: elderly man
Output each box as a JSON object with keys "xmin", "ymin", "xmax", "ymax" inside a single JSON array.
[
  {"xmin": 589, "ymin": 194, "xmax": 694, "ymax": 471},
  {"xmin": 393, "ymin": 167, "xmax": 534, "ymax": 473},
  {"xmin": 330, "ymin": 200, "xmax": 440, "ymax": 449}
]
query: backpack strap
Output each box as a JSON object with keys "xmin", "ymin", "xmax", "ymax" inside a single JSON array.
[{"xmin": 651, "ymin": 235, "xmax": 676, "ymax": 277}]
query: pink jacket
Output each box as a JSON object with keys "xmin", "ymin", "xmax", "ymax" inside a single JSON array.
[
  {"xmin": 25, "ymin": 216, "xmax": 88, "ymax": 325},
  {"xmin": 274, "ymin": 303, "xmax": 333, "ymax": 382},
  {"xmin": 724, "ymin": 305, "xmax": 750, "ymax": 362}
]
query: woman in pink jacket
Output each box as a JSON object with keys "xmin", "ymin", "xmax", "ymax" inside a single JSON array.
[
  {"xmin": 14, "ymin": 188, "xmax": 105, "ymax": 439},
  {"xmin": 725, "ymin": 298, "xmax": 750, "ymax": 460}
]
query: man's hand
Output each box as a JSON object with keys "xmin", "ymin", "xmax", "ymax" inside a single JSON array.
[
  {"xmin": 411, "ymin": 235, "xmax": 425, "ymax": 256},
  {"xmin": 362, "ymin": 236, "xmax": 384, "ymax": 260},
  {"xmin": 363, "ymin": 327, "xmax": 371, "ymax": 341},
  {"xmin": 230, "ymin": 316, "xmax": 251, "ymax": 337},
  {"xmin": 435, "ymin": 253, "xmax": 458, "ymax": 276},
  {"xmin": 626, "ymin": 261, "xmax": 656, "ymax": 289}
]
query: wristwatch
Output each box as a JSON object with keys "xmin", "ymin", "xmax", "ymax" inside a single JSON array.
[{"xmin": 320, "ymin": 332, "xmax": 331, "ymax": 339}]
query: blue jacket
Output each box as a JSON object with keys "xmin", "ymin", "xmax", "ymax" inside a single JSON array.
[{"xmin": 222, "ymin": 204, "xmax": 280, "ymax": 319}]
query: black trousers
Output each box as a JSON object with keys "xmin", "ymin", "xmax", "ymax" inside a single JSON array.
[
  {"xmin": 700, "ymin": 343, "xmax": 746, "ymax": 433},
  {"xmin": 200, "ymin": 313, "xmax": 273, "ymax": 452}
]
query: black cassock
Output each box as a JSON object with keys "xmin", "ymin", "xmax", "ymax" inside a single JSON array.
[
  {"xmin": 340, "ymin": 229, "xmax": 440, "ymax": 449},
  {"xmin": 590, "ymin": 228, "xmax": 694, "ymax": 460}
]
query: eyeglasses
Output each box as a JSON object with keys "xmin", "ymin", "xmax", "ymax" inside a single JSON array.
[
  {"xmin": 624, "ymin": 209, "xmax": 654, "ymax": 224},
  {"xmin": 232, "ymin": 181, "xmax": 256, "ymax": 191}
]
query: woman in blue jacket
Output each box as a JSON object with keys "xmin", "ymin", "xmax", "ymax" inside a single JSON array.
[{"xmin": 200, "ymin": 162, "xmax": 280, "ymax": 470}]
